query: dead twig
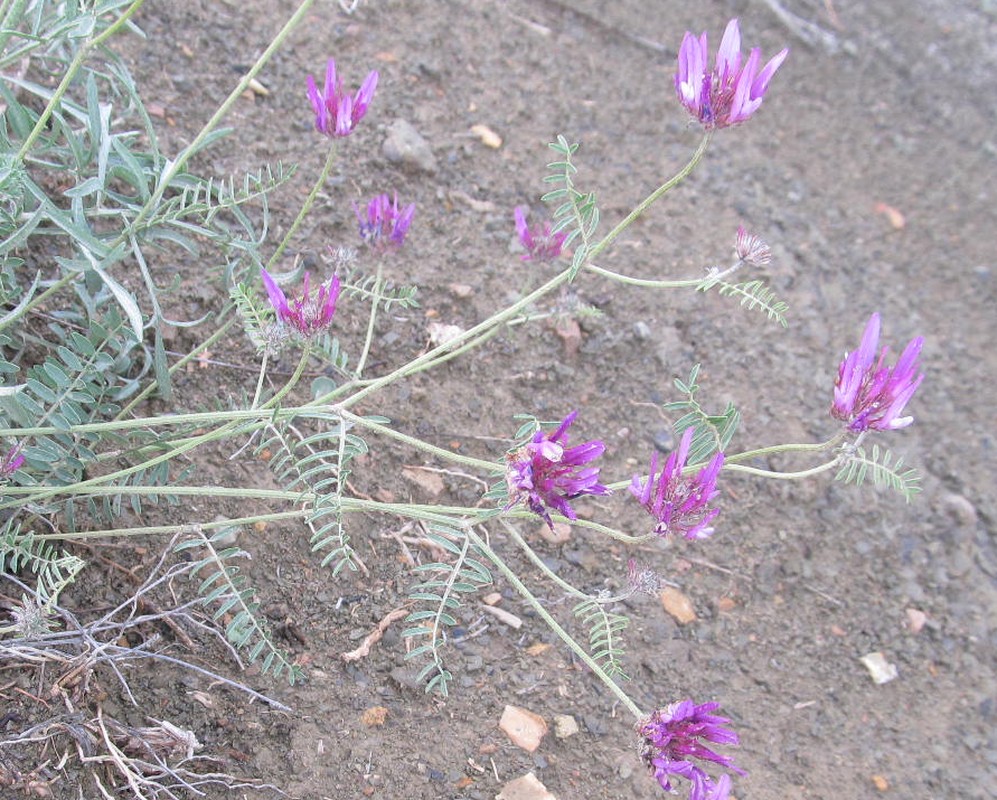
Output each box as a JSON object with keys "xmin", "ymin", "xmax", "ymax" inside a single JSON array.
[{"xmin": 341, "ymin": 606, "xmax": 410, "ymax": 662}]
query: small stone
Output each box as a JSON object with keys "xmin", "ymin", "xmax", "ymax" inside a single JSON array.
[
  {"xmin": 871, "ymin": 774, "xmax": 890, "ymax": 791},
  {"xmin": 495, "ymin": 771, "xmax": 557, "ymax": 800},
  {"xmin": 389, "ymin": 666, "xmax": 423, "ymax": 690},
  {"xmin": 940, "ymin": 492, "xmax": 977, "ymax": 527},
  {"xmin": 449, "ymin": 283, "xmax": 474, "ymax": 298},
  {"xmin": 552, "ymin": 714, "xmax": 579, "ymax": 739},
  {"xmin": 537, "ymin": 521, "xmax": 571, "ymax": 545},
  {"xmin": 632, "ymin": 321, "xmax": 652, "ymax": 340},
  {"xmin": 717, "ymin": 596, "xmax": 737, "ymax": 613},
  {"xmin": 660, "ymin": 586, "xmax": 697, "ymax": 625},
  {"xmin": 498, "ymin": 705, "xmax": 548, "ymax": 753},
  {"xmin": 652, "ymin": 429, "xmax": 676, "ymax": 453},
  {"xmin": 382, "ymin": 119, "xmax": 437, "ymax": 173},
  {"xmin": 482, "ymin": 592, "xmax": 503, "ymax": 606},
  {"xmin": 859, "ymin": 651, "xmax": 898, "ymax": 684},
  {"xmin": 401, "ymin": 467, "xmax": 446, "ymax": 499},
  {"xmin": 905, "ymin": 608, "xmax": 928, "ymax": 634},
  {"xmin": 360, "ymin": 706, "xmax": 388, "ymax": 726},
  {"xmin": 470, "ymin": 123, "xmax": 502, "ymax": 149},
  {"xmin": 211, "ymin": 516, "xmax": 240, "ymax": 547},
  {"xmin": 427, "ymin": 321, "xmax": 465, "ymax": 347}
]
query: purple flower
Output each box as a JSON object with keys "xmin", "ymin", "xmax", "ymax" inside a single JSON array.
[
  {"xmin": 514, "ymin": 206, "xmax": 567, "ymax": 263},
  {"xmin": 261, "ymin": 267, "xmax": 341, "ymax": 337},
  {"xmin": 1, "ymin": 444, "xmax": 24, "ymax": 478},
  {"xmin": 639, "ymin": 700, "xmax": 745, "ymax": 800},
  {"xmin": 355, "ymin": 192, "xmax": 415, "ymax": 252},
  {"xmin": 675, "ymin": 18, "xmax": 788, "ymax": 129},
  {"xmin": 505, "ymin": 411, "xmax": 610, "ymax": 529},
  {"xmin": 832, "ymin": 313, "xmax": 924, "ymax": 432},
  {"xmin": 630, "ymin": 427, "xmax": 724, "ymax": 540},
  {"xmin": 306, "ymin": 59, "xmax": 378, "ymax": 138},
  {"xmin": 734, "ymin": 225, "xmax": 771, "ymax": 266}
]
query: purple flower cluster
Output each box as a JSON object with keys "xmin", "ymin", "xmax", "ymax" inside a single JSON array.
[
  {"xmin": 261, "ymin": 267, "xmax": 341, "ymax": 338},
  {"xmin": 505, "ymin": 411, "xmax": 610, "ymax": 529},
  {"xmin": 355, "ymin": 192, "xmax": 415, "ymax": 252},
  {"xmin": 630, "ymin": 427, "xmax": 724, "ymax": 540},
  {"xmin": 675, "ymin": 18, "xmax": 788, "ymax": 129},
  {"xmin": 307, "ymin": 59, "xmax": 378, "ymax": 138},
  {"xmin": 514, "ymin": 207, "xmax": 567, "ymax": 263},
  {"xmin": 639, "ymin": 700, "xmax": 745, "ymax": 800},
  {"xmin": 832, "ymin": 312, "xmax": 924, "ymax": 432},
  {"xmin": 1, "ymin": 444, "xmax": 24, "ymax": 478}
]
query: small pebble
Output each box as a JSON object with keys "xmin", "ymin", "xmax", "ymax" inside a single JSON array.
[
  {"xmin": 652, "ymin": 429, "xmax": 676, "ymax": 453},
  {"xmin": 496, "ymin": 772, "xmax": 557, "ymax": 800},
  {"xmin": 499, "ymin": 705, "xmax": 548, "ymax": 752},
  {"xmin": 382, "ymin": 119, "xmax": 437, "ymax": 173},
  {"xmin": 553, "ymin": 714, "xmax": 580, "ymax": 739}
]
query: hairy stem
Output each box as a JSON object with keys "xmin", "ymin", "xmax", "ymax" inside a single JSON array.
[
  {"xmin": 267, "ymin": 143, "xmax": 338, "ymax": 269},
  {"xmin": 587, "ymin": 132, "xmax": 712, "ymax": 261},
  {"xmin": 465, "ymin": 526, "xmax": 644, "ymax": 718},
  {"xmin": 353, "ymin": 261, "xmax": 382, "ymax": 378}
]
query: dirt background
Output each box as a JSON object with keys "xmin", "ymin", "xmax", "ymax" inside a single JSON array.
[{"xmin": 9, "ymin": 0, "xmax": 997, "ymax": 798}]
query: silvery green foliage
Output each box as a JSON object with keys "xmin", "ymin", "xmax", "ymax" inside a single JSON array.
[
  {"xmin": 665, "ymin": 364, "xmax": 741, "ymax": 464},
  {"xmin": 0, "ymin": 1, "xmax": 302, "ymax": 682},
  {"xmin": 403, "ymin": 528, "xmax": 492, "ymax": 696},
  {"xmin": 175, "ymin": 527, "xmax": 303, "ymax": 682},
  {"xmin": 704, "ymin": 278, "xmax": 789, "ymax": 327},
  {"xmin": 573, "ymin": 598, "xmax": 630, "ymax": 679},
  {"xmin": 258, "ymin": 414, "xmax": 372, "ymax": 575},
  {"xmin": 0, "ymin": 520, "xmax": 85, "ymax": 630},
  {"xmin": 834, "ymin": 444, "xmax": 921, "ymax": 501},
  {"xmin": 542, "ymin": 136, "xmax": 599, "ymax": 279}
]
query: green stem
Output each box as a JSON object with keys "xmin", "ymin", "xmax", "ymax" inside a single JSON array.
[
  {"xmin": 0, "ymin": 348, "xmax": 309, "ymax": 511},
  {"xmin": 251, "ymin": 352, "xmax": 270, "ymax": 409},
  {"xmin": 722, "ymin": 458, "xmax": 842, "ymax": 480},
  {"xmin": 465, "ymin": 526, "xmax": 644, "ymax": 719},
  {"xmin": 267, "ymin": 143, "xmax": 338, "ymax": 269},
  {"xmin": 353, "ymin": 261, "xmax": 382, "ymax": 378},
  {"xmin": 500, "ymin": 519, "xmax": 591, "ymax": 600},
  {"xmin": 338, "ymin": 410, "xmax": 499, "ymax": 472},
  {"xmin": 722, "ymin": 433, "xmax": 846, "ymax": 464},
  {"xmin": 32, "ymin": 509, "xmax": 306, "ymax": 541},
  {"xmin": 587, "ymin": 131, "xmax": 712, "ymax": 261},
  {"xmin": 405, "ymin": 325, "xmax": 502, "ymax": 376},
  {"xmin": 603, "ymin": 434, "xmax": 849, "ymax": 491},
  {"xmin": 319, "ymin": 266, "xmax": 574, "ymax": 410},
  {"xmin": 585, "ymin": 263, "xmax": 702, "ymax": 289}
]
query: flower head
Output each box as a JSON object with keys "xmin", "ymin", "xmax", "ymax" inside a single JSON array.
[
  {"xmin": 514, "ymin": 206, "xmax": 567, "ymax": 263},
  {"xmin": 505, "ymin": 411, "xmax": 610, "ymax": 529},
  {"xmin": 832, "ymin": 312, "xmax": 924, "ymax": 432},
  {"xmin": 630, "ymin": 427, "xmax": 724, "ymax": 540},
  {"xmin": 734, "ymin": 225, "xmax": 771, "ymax": 266},
  {"xmin": 307, "ymin": 59, "xmax": 378, "ymax": 138},
  {"xmin": 261, "ymin": 267, "xmax": 341, "ymax": 338},
  {"xmin": 355, "ymin": 192, "xmax": 415, "ymax": 253},
  {"xmin": 675, "ymin": 18, "xmax": 788, "ymax": 129},
  {"xmin": 639, "ymin": 700, "xmax": 745, "ymax": 800},
  {"xmin": 1, "ymin": 444, "xmax": 24, "ymax": 479}
]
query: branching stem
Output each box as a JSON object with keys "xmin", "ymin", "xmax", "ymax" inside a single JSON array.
[{"xmin": 465, "ymin": 526, "xmax": 644, "ymax": 719}]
